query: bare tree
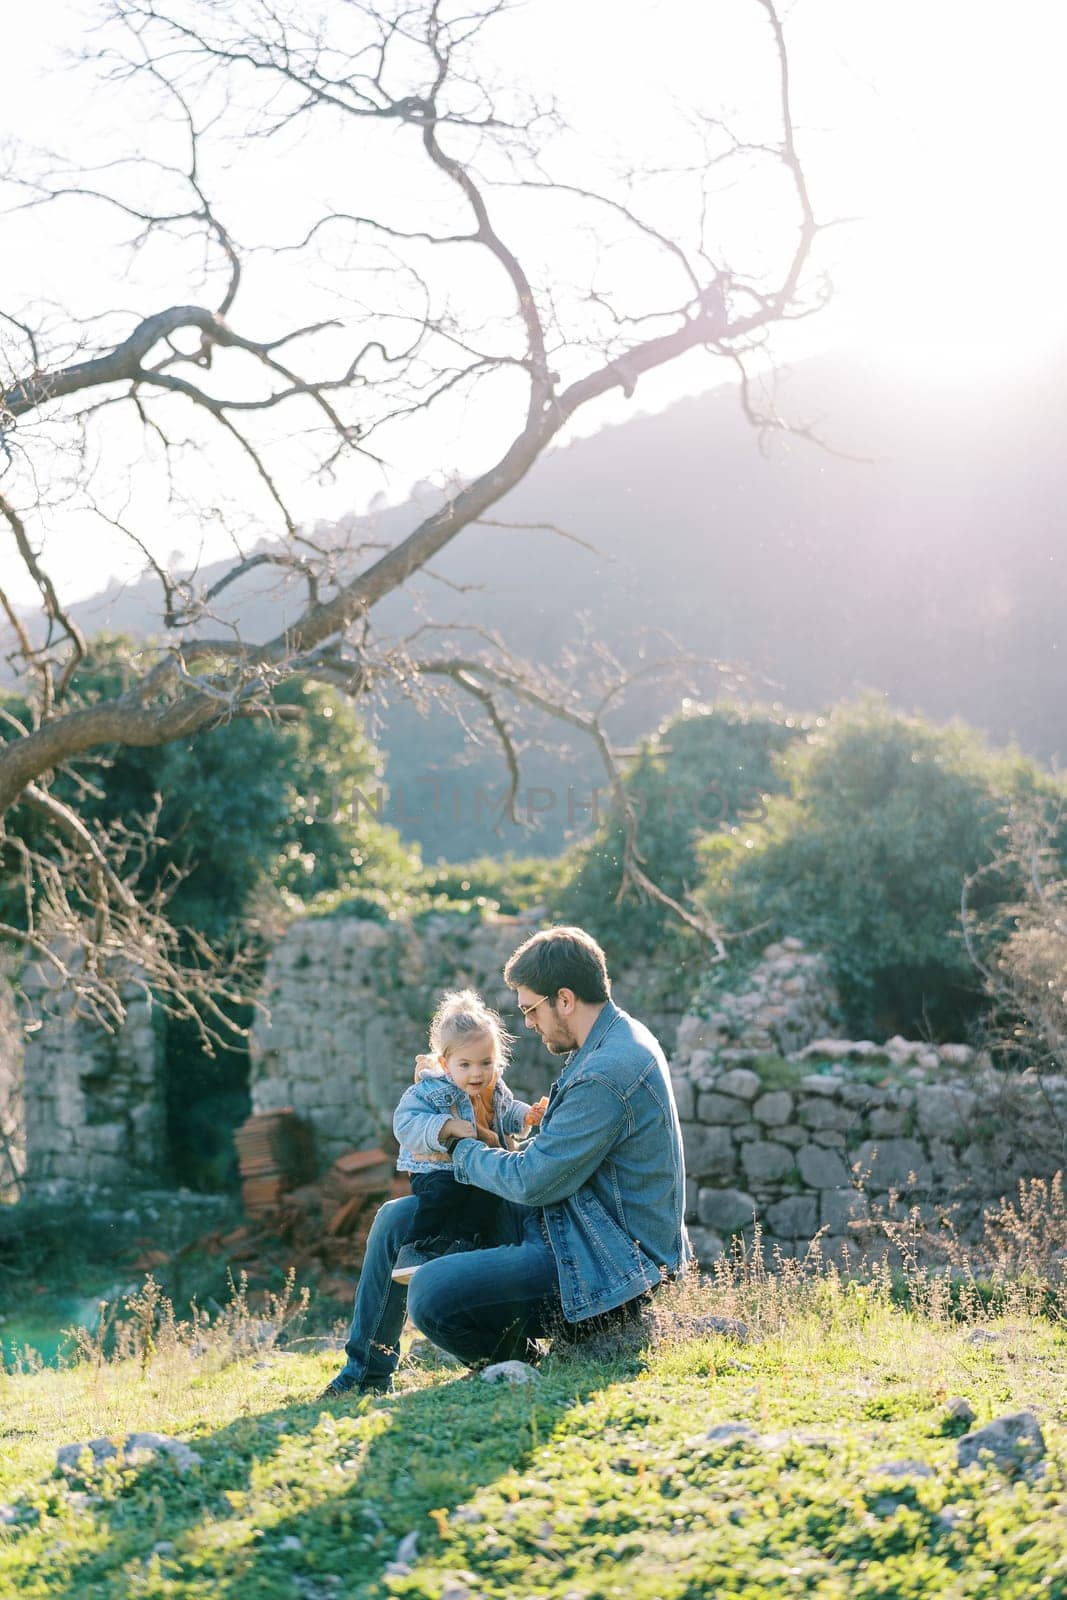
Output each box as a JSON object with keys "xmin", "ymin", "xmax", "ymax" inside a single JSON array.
[
  {"xmin": 0, "ymin": 0, "xmax": 825, "ymax": 1019},
  {"xmin": 961, "ymin": 803, "xmax": 1067, "ymax": 1080}
]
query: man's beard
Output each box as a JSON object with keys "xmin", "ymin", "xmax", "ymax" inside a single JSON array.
[{"xmin": 542, "ymin": 1027, "xmax": 578, "ymax": 1055}]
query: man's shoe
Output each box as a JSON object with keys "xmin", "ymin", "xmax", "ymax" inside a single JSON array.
[
  {"xmin": 358, "ymin": 1374, "xmax": 394, "ymax": 1396},
  {"xmin": 320, "ymin": 1368, "xmax": 393, "ymax": 1399}
]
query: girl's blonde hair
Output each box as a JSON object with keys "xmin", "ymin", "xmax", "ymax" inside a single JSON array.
[{"xmin": 429, "ymin": 988, "xmax": 513, "ymax": 1065}]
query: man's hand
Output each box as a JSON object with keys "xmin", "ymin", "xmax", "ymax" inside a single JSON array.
[{"xmin": 438, "ymin": 1116, "xmax": 477, "ymax": 1144}]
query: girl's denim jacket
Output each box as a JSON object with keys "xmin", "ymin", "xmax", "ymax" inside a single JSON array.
[
  {"xmin": 393, "ymin": 1070, "xmax": 535, "ymax": 1175},
  {"xmin": 450, "ymin": 1001, "xmax": 692, "ymax": 1322}
]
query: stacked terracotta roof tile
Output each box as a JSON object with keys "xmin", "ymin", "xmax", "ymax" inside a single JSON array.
[{"xmin": 234, "ymin": 1109, "xmax": 316, "ymax": 1213}]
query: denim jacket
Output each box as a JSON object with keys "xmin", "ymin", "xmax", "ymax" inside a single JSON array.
[
  {"xmin": 393, "ymin": 1071, "xmax": 534, "ymax": 1175},
  {"xmin": 451, "ymin": 1001, "xmax": 692, "ymax": 1321}
]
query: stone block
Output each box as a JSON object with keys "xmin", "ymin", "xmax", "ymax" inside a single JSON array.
[
  {"xmin": 129, "ymin": 1102, "xmax": 161, "ymax": 1145},
  {"xmin": 696, "ymin": 1091, "xmax": 749, "ymax": 1125},
  {"xmin": 885, "ymin": 1034, "xmax": 918, "ymax": 1058},
  {"xmin": 797, "ymin": 1144, "xmax": 851, "ymax": 1188},
  {"xmin": 939, "ymin": 1044, "xmax": 975, "ymax": 1069},
  {"xmin": 53, "ymin": 1080, "xmax": 84, "ymax": 1129},
  {"xmin": 719, "ymin": 1049, "xmax": 763, "ymax": 1068},
  {"xmin": 685, "ymin": 1175, "xmax": 699, "ymax": 1223},
  {"xmin": 812, "ymin": 1130, "xmax": 846, "ymax": 1148},
  {"xmin": 868, "ymin": 1107, "xmax": 908, "ymax": 1138},
  {"xmin": 765, "ymin": 1195, "xmax": 818, "ymax": 1238},
  {"xmin": 797, "ymin": 1097, "xmax": 856, "ymax": 1132},
  {"xmin": 716, "ymin": 1068, "xmax": 761, "ymax": 1101},
  {"xmin": 681, "ymin": 1122, "xmax": 736, "ymax": 1181},
  {"xmin": 798, "ymin": 1039, "xmax": 854, "ymax": 1062},
  {"xmin": 926, "ymin": 1139, "xmax": 963, "ymax": 1192},
  {"xmin": 252, "ymin": 1078, "xmax": 290, "ymax": 1111},
  {"xmin": 914, "ymin": 1084, "xmax": 977, "ymax": 1141},
  {"xmin": 741, "ymin": 1140, "xmax": 795, "ymax": 1183},
  {"xmin": 688, "ymin": 1227, "xmax": 726, "ymax": 1268},
  {"xmin": 818, "ymin": 1235, "xmax": 856, "ymax": 1270},
  {"xmin": 821, "ymin": 1187, "xmax": 869, "ymax": 1233},
  {"xmin": 753, "ymin": 1090, "xmax": 794, "ymax": 1126},
  {"xmin": 732, "ymin": 1122, "xmax": 761, "ymax": 1142},
  {"xmin": 672, "ymin": 1078, "xmax": 696, "ymax": 1122},
  {"xmin": 82, "ymin": 1151, "xmax": 126, "ymax": 1183},
  {"xmin": 31, "ymin": 1123, "xmax": 76, "ymax": 1156},
  {"xmin": 855, "ymin": 1138, "xmax": 932, "ymax": 1192},
  {"xmin": 697, "ymin": 1187, "xmax": 758, "ymax": 1234},
  {"xmin": 799, "ymin": 1073, "xmax": 844, "ymax": 1097},
  {"xmin": 775, "ymin": 1124, "xmax": 809, "ymax": 1148},
  {"xmin": 840, "ymin": 1082, "xmax": 884, "ymax": 1108},
  {"xmin": 769, "ymin": 1238, "xmax": 807, "ymax": 1263},
  {"xmin": 676, "ymin": 1017, "xmax": 725, "ymax": 1057}
]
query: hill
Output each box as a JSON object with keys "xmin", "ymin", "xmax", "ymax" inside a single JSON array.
[{"xmin": 48, "ymin": 348, "xmax": 1067, "ymax": 859}]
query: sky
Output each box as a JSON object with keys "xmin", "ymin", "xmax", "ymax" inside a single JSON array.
[{"xmin": 1, "ymin": 0, "xmax": 1066, "ymax": 606}]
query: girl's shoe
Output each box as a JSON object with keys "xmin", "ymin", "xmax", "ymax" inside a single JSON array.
[
  {"xmin": 390, "ymin": 1237, "xmax": 479, "ymax": 1285},
  {"xmin": 390, "ymin": 1244, "xmax": 431, "ymax": 1285}
]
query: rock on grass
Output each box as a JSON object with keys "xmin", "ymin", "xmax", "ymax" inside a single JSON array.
[
  {"xmin": 56, "ymin": 1433, "xmax": 202, "ymax": 1477},
  {"xmin": 957, "ymin": 1411, "xmax": 1046, "ymax": 1480},
  {"xmin": 480, "ymin": 1360, "xmax": 541, "ymax": 1384}
]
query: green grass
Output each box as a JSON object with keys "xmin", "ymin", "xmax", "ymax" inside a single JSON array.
[{"xmin": 1, "ymin": 1277, "xmax": 1065, "ymax": 1599}]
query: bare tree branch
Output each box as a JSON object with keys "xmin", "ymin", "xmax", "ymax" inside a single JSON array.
[{"xmin": 0, "ymin": 0, "xmax": 823, "ymax": 1017}]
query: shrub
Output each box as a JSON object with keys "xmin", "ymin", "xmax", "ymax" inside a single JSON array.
[
  {"xmin": 699, "ymin": 699, "xmax": 1066, "ymax": 1038},
  {"xmin": 552, "ymin": 702, "xmax": 803, "ymax": 978},
  {"xmin": 964, "ymin": 806, "xmax": 1067, "ymax": 1074}
]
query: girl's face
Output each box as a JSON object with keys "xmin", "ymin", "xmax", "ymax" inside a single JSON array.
[{"xmin": 442, "ymin": 1032, "xmax": 499, "ymax": 1094}]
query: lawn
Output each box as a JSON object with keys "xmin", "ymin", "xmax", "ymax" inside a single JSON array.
[{"xmin": 1, "ymin": 1271, "xmax": 1064, "ymax": 1599}]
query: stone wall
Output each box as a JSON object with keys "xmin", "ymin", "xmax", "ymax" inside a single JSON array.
[
  {"xmin": 248, "ymin": 909, "xmax": 706, "ymax": 1168},
  {"xmin": 0, "ymin": 972, "xmax": 24, "ymax": 1195},
  {"xmin": 16, "ymin": 907, "xmax": 1066, "ymax": 1254},
  {"xmin": 20, "ymin": 963, "xmax": 166, "ymax": 1188},
  {"xmin": 676, "ymin": 936, "xmax": 842, "ymax": 1061},
  {"xmin": 249, "ymin": 910, "xmax": 559, "ymax": 1166},
  {"xmin": 674, "ymin": 1034, "xmax": 1067, "ymax": 1268}
]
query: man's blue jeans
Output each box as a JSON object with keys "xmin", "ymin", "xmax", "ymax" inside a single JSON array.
[{"xmin": 338, "ymin": 1195, "xmax": 563, "ymax": 1384}]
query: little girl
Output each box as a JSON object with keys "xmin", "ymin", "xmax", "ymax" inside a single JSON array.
[{"xmin": 391, "ymin": 989, "xmax": 546, "ymax": 1285}]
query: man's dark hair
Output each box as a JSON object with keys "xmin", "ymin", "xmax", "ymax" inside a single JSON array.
[{"xmin": 503, "ymin": 925, "xmax": 611, "ymax": 1004}]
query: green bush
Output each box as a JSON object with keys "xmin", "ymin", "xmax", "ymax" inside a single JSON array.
[
  {"xmin": 0, "ymin": 639, "xmax": 421, "ymax": 1190},
  {"xmin": 551, "ymin": 703, "xmax": 803, "ymax": 981},
  {"xmin": 699, "ymin": 699, "xmax": 1067, "ymax": 1038},
  {"xmin": 0, "ymin": 639, "xmax": 417, "ymax": 945}
]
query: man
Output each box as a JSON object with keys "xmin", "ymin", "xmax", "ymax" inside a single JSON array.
[{"xmin": 322, "ymin": 925, "xmax": 690, "ymax": 1396}]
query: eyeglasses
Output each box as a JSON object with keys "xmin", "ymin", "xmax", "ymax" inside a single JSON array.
[{"xmin": 517, "ymin": 994, "xmax": 553, "ymax": 1020}]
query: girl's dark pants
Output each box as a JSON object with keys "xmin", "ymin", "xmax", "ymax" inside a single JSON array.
[{"xmin": 406, "ymin": 1167, "xmax": 500, "ymax": 1251}]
